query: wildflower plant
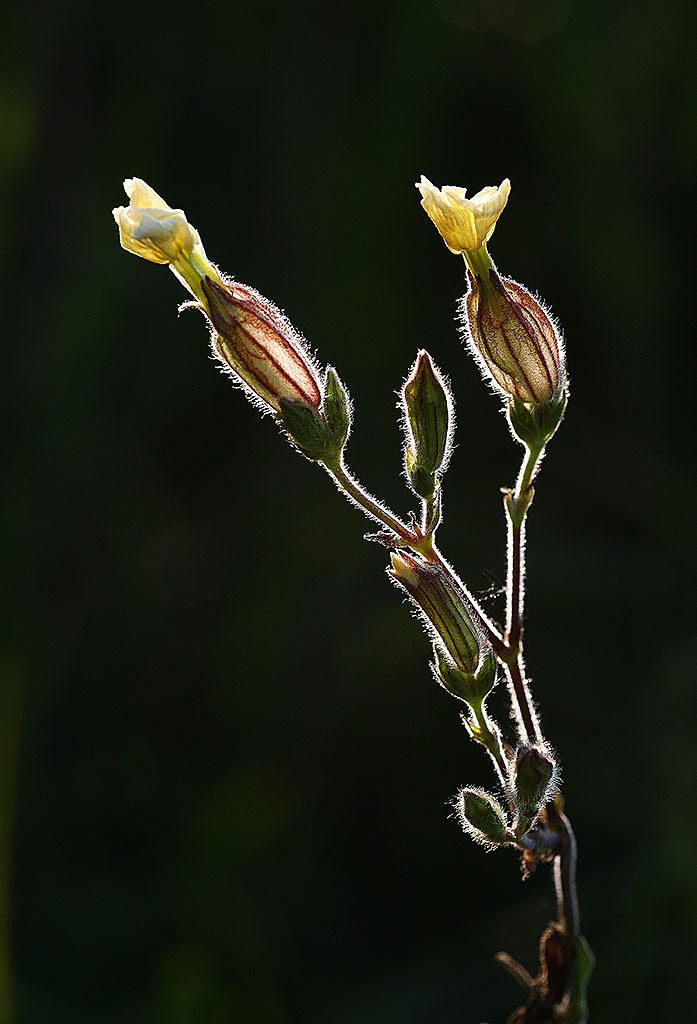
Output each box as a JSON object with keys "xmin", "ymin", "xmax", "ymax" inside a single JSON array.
[{"xmin": 113, "ymin": 175, "xmax": 594, "ymax": 1022}]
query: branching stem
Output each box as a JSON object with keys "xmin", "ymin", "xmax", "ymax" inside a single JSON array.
[
  {"xmin": 324, "ymin": 458, "xmax": 506, "ymax": 655},
  {"xmin": 501, "ymin": 442, "xmax": 584, "ymax": 1008},
  {"xmin": 323, "ymin": 424, "xmax": 586, "ymax": 1021},
  {"xmin": 325, "ymin": 458, "xmax": 414, "ymax": 543}
]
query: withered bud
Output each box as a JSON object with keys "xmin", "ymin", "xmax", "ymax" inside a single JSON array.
[
  {"xmin": 202, "ymin": 276, "xmax": 322, "ymax": 414},
  {"xmin": 389, "ymin": 551, "xmax": 482, "ymax": 673},
  {"xmin": 463, "ymin": 269, "xmax": 563, "ymax": 406}
]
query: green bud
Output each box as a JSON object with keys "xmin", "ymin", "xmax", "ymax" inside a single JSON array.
[
  {"xmin": 389, "ymin": 551, "xmax": 481, "ymax": 672},
  {"xmin": 507, "ymin": 388, "xmax": 568, "ymax": 451},
  {"xmin": 277, "ymin": 399, "xmax": 334, "ymax": 461},
  {"xmin": 432, "ymin": 646, "xmax": 497, "ymax": 707},
  {"xmin": 401, "ymin": 350, "xmax": 453, "ymax": 499},
  {"xmin": 322, "ymin": 366, "xmax": 352, "ymax": 456},
  {"xmin": 456, "ymin": 787, "xmax": 512, "ymax": 848},
  {"xmin": 511, "ymin": 745, "xmax": 556, "ymax": 820}
]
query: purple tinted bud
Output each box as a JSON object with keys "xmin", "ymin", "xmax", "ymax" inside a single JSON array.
[{"xmin": 464, "ymin": 270, "xmax": 563, "ymax": 406}]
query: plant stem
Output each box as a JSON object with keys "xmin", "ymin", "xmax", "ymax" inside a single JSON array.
[
  {"xmin": 469, "ymin": 701, "xmax": 509, "ymax": 788},
  {"xmin": 325, "ymin": 458, "xmax": 414, "ymax": 543},
  {"xmin": 501, "ymin": 443, "xmax": 587, "ymax": 1016},
  {"xmin": 552, "ymin": 805, "xmax": 580, "ymax": 938},
  {"xmin": 503, "ymin": 443, "xmax": 544, "ymax": 745},
  {"xmin": 324, "ymin": 424, "xmax": 588, "ymax": 1014},
  {"xmin": 324, "ymin": 458, "xmax": 506, "ymax": 654}
]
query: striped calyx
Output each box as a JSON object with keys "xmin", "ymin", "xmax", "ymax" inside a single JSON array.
[
  {"xmin": 389, "ymin": 551, "xmax": 482, "ymax": 674},
  {"xmin": 203, "ymin": 277, "xmax": 322, "ymax": 414},
  {"xmin": 464, "ymin": 270, "xmax": 562, "ymax": 406}
]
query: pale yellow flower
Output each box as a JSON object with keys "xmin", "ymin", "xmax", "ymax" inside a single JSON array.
[
  {"xmin": 112, "ymin": 178, "xmax": 217, "ymax": 301},
  {"xmin": 416, "ymin": 176, "xmax": 511, "ymax": 254}
]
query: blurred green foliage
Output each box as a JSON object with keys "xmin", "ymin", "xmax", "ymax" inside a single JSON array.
[{"xmin": 2, "ymin": 0, "xmax": 696, "ymax": 1021}]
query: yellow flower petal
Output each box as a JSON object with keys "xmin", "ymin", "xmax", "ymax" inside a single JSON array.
[
  {"xmin": 113, "ymin": 205, "xmax": 198, "ymax": 265},
  {"xmin": 416, "ymin": 175, "xmax": 511, "ymax": 254},
  {"xmin": 123, "ymin": 177, "xmax": 170, "ymax": 210},
  {"xmin": 112, "ymin": 177, "xmax": 219, "ymax": 301}
]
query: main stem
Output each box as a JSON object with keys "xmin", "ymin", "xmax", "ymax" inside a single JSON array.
[
  {"xmin": 503, "ymin": 443, "xmax": 544, "ymax": 746},
  {"xmin": 325, "ymin": 441, "xmax": 585, "ymax": 1007},
  {"xmin": 505, "ymin": 442, "xmax": 583, "ymax": 985}
]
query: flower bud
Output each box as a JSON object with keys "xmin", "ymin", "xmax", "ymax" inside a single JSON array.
[
  {"xmin": 401, "ymin": 351, "xmax": 453, "ymax": 500},
  {"xmin": 456, "ymin": 787, "xmax": 512, "ymax": 848},
  {"xmin": 511, "ymin": 745, "xmax": 557, "ymax": 821},
  {"xmin": 389, "ymin": 552, "xmax": 482, "ymax": 673},
  {"xmin": 202, "ymin": 277, "xmax": 322, "ymax": 415},
  {"xmin": 416, "ymin": 176, "xmax": 511, "ymax": 254},
  {"xmin": 463, "ymin": 270, "xmax": 563, "ymax": 406}
]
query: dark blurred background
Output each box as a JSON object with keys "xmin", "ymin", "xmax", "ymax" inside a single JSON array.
[{"xmin": 2, "ymin": 1, "xmax": 696, "ymax": 1021}]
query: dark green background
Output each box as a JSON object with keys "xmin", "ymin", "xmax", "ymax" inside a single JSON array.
[{"xmin": 2, "ymin": 1, "xmax": 695, "ymax": 1021}]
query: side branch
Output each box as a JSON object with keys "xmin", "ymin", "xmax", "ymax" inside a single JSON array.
[{"xmin": 323, "ymin": 458, "xmax": 507, "ymax": 656}]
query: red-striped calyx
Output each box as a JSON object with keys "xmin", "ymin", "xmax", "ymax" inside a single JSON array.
[
  {"xmin": 464, "ymin": 269, "xmax": 563, "ymax": 406},
  {"xmin": 202, "ymin": 276, "xmax": 322, "ymax": 413}
]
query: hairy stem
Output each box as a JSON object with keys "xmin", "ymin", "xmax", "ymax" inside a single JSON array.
[
  {"xmin": 324, "ymin": 458, "xmax": 506, "ymax": 654},
  {"xmin": 501, "ymin": 443, "xmax": 586, "ymax": 1016},
  {"xmin": 503, "ymin": 443, "xmax": 544, "ymax": 745},
  {"xmin": 325, "ymin": 458, "xmax": 414, "ymax": 543},
  {"xmin": 468, "ymin": 701, "xmax": 509, "ymax": 788}
]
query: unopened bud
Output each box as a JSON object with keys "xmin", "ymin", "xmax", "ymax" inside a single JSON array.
[
  {"xmin": 389, "ymin": 552, "xmax": 481, "ymax": 673},
  {"xmin": 463, "ymin": 269, "xmax": 563, "ymax": 406},
  {"xmin": 456, "ymin": 787, "xmax": 512, "ymax": 848},
  {"xmin": 511, "ymin": 745, "xmax": 557, "ymax": 821},
  {"xmin": 202, "ymin": 277, "xmax": 322, "ymax": 415},
  {"xmin": 401, "ymin": 351, "xmax": 453, "ymax": 500},
  {"xmin": 432, "ymin": 646, "xmax": 497, "ymax": 707}
]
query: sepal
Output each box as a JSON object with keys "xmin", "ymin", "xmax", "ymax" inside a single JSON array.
[
  {"xmin": 432, "ymin": 647, "xmax": 497, "ymax": 706},
  {"xmin": 507, "ymin": 388, "xmax": 568, "ymax": 450}
]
